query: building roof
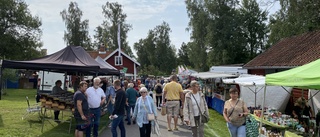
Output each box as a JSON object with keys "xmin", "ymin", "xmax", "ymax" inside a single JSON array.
[
  {"xmin": 244, "ymin": 30, "xmax": 320, "ymax": 69},
  {"xmin": 87, "ymin": 49, "xmax": 140, "ymax": 66},
  {"xmin": 104, "ymin": 49, "xmax": 141, "ymax": 66},
  {"xmin": 87, "ymin": 50, "xmax": 113, "ymax": 59}
]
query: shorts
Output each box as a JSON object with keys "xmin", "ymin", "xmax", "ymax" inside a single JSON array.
[
  {"xmin": 74, "ymin": 115, "xmax": 89, "ymax": 131},
  {"xmin": 166, "ymin": 101, "xmax": 180, "ymax": 116}
]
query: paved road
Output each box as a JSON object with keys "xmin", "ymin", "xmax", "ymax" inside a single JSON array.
[{"xmin": 99, "ymin": 98, "xmax": 192, "ymax": 137}]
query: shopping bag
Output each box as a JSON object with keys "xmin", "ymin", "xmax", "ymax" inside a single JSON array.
[
  {"xmin": 152, "ymin": 119, "xmax": 161, "ymax": 136},
  {"xmin": 246, "ymin": 115, "xmax": 259, "ymax": 137},
  {"xmin": 161, "ymin": 106, "xmax": 166, "ymax": 116}
]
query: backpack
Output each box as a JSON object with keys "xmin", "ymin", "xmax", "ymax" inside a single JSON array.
[{"xmin": 155, "ymin": 85, "xmax": 162, "ymax": 94}]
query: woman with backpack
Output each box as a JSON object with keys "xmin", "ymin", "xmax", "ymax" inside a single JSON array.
[{"xmin": 154, "ymin": 80, "xmax": 163, "ymax": 110}]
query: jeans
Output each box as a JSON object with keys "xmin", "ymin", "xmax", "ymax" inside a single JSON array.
[
  {"xmin": 226, "ymin": 122, "xmax": 246, "ymax": 137},
  {"xmin": 139, "ymin": 122, "xmax": 151, "ymax": 137},
  {"xmin": 156, "ymin": 96, "xmax": 162, "ymax": 107},
  {"xmin": 126, "ymin": 104, "xmax": 135, "ymax": 124},
  {"xmin": 107, "ymin": 103, "xmax": 114, "ymax": 114},
  {"xmin": 111, "ymin": 115, "xmax": 126, "ymax": 137},
  {"xmin": 191, "ymin": 116, "xmax": 204, "ymax": 137},
  {"xmin": 86, "ymin": 108, "xmax": 101, "ymax": 137}
]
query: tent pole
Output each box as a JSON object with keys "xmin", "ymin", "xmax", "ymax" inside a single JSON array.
[
  {"xmin": 260, "ymin": 86, "xmax": 267, "ymax": 131},
  {"xmin": 64, "ymin": 72, "xmax": 67, "ymax": 91},
  {"xmin": 41, "ymin": 71, "xmax": 45, "ymax": 92},
  {"xmin": 0, "ymin": 67, "xmax": 3, "ymax": 100},
  {"xmin": 255, "ymin": 86, "xmax": 257, "ymax": 108}
]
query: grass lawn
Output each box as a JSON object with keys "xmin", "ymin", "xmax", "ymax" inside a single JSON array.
[
  {"xmin": 0, "ymin": 89, "xmax": 108, "ymax": 137},
  {"xmin": 204, "ymin": 109, "xmax": 230, "ymax": 137}
]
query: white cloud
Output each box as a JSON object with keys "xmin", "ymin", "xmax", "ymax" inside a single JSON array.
[{"xmin": 24, "ymin": 0, "xmax": 189, "ymax": 55}]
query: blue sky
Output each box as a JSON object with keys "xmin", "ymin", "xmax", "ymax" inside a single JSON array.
[{"xmin": 24, "ymin": 0, "xmax": 280, "ymax": 55}]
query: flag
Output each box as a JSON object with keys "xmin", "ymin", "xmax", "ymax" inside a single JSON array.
[
  {"xmin": 118, "ymin": 23, "xmax": 121, "ymax": 56},
  {"xmin": 177, "ymin": 66, "xmax": 181, "ymax": 74}
]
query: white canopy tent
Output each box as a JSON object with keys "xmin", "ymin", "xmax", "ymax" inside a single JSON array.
[
  {"xmin": 308, "ymin": 89, "xmax": 320, "ymax": 115},
  {"xmin": 191, "ymin": 72, "xmax": 236, "ymax": 79},
  {"xmin": 223, "ymin": 74, "xmax": 292, "ymax": 112}
]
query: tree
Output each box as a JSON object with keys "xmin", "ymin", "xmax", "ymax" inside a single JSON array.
[
  {"xmin": 239, "ymin": 0, "xmax": 268, "ymax": 59},
  {"xmin": 60, "ymin": 2, "xmax": 92, "ymax": 50},
  {"xmin": 94, "ymin": 2, "xmax": 133, "ymax": 56},
  {"xmin": 185, "ymin": 0, "xmax": 209, "ymax": 71},
  {"xmin": 134, "ymin": 22, "xmax": 177, "ymax": 75},
  {"xmin": 0, "ymin": 0, "xmax": 43, "ymax": 60},
  {"xmin": 268, "ymin": 0, "xmax": 320, "ymax": 46},
  {"xmin": 177, "ymin": 42, "xmax": 192, "ymax": 67}
]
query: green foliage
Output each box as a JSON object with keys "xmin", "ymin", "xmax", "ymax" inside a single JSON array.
[
  {"xmin": 177, "ymin": 42, "xmax": 193, "ymax": 68},
  {"xmin": 2, "ymin": 69, "xmax": 18, "ymax": 82},
  {"xmin": 268, "ymin": 0, "xmax": 320, "ymax": 46},
  {"xmin": 185, "ymin": 0, "xmax": 268, "ymax": 68},
  {"xmin": 185, "ymin": 0, "xmax": 209, "ymax": 71},
  {"xmin": 0, "ymin": 0, "xmax": 43, "ymax": 60},
  {"xmin": 0, "ymin": 89, "xmax": 109, "ymax": 137},
  {"xmin": 239, "ymin": 0, "xmax": 268, "ymax": 59},
  {"xmin": 204, "ymin": 109, "xmax": 230, "ymax": 137},
  {"xmin": 134, "ymin": 22, "xmax": 177, "ymax": 75},
  {"xmin": 60, "ymin": 2, "xmax": 92, "ymax": 50},
  {"xmin": 93, "ymin": 2, "xmax": 133, "ymax": 57},
  {"xmin": 138, "ymin": 65, "xmax": 165, "ymax": 77}
]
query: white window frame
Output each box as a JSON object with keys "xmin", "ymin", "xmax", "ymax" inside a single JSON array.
[{"xmin": 114, "ymin": 56, "xmax": 123, "ymax": 66}]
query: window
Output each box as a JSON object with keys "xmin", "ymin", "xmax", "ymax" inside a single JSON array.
[{"xmin": 115, "ymin": 56, "xmax": 123, "ymax": 66}]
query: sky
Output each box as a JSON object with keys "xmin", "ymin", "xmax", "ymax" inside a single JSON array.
[{"xmin": 24, "ymin": 0, "xmax": 280, "ymax": 55}]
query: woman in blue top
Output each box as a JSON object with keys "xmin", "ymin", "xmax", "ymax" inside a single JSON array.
[{"xmin": 133, "ymin": 87, "xmax": 157, "ymax": 137}]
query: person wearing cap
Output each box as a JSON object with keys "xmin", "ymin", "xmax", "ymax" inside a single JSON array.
[
  {"xmin": 132, "ymin": 87, "xmax": 157, "ymax": 137},
  {"xmin": 223, "ymin": 88, "xmax": 249, "ymax": 137},
  {"xmin": 162, "ymin": 75, "xmax": 184, "ymax": 131},
  {"xmin": 292, "ymin": 97, "xmax": 314, "ymax": 132}
]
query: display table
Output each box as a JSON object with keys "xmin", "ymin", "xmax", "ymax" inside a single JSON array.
[
  {"xmin": 205, "ymin": 96, "xmax": 213, "ymax": 108},
  {"xmin": 41, "ymin": 107, "xmax": 73, "ymax": 133},
  {"xmin": 251, "ymin": 114, "xmax": 287, "ymax": 129},
  {"xmin": 211, "ymin": 97, "xmax": 225, "ymax": 114},
  {"xmin": 284, "ymin": 131, "xmax": 303, "ymax": 137}
]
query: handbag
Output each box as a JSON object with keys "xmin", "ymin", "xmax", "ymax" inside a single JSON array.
[
  {"xmin": 142, "ymin": 98, "xmax": 155, "ymax": 121},
  {"xmin": 147, "ymin": 113, "xmax": 155, "ymax": 121},
  {"xmin": 245, "ymin": 114, "xmax": 259, "ymax": 137},
  {"xmin": 191, "ymin": 93, "xmax": 210, "ymax": 123}
]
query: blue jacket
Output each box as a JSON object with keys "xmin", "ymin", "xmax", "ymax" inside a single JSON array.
[{"xmin": 133, "ymin": 96, "xmax": 157, "ymax": 128}]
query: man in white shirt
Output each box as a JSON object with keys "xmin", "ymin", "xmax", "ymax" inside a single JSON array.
[{"xmin": 85, "ymin": 77, "xmax": 106, "ymax": 137}]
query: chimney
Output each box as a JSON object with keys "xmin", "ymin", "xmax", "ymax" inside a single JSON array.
[{"xmin": 99, "ymin": 43, "xmax": 106, "ymax": 54}]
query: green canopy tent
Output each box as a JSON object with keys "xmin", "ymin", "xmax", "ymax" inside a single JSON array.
[
  {"xmin": 266, "ymin": 58, "xmax": 320, "ymax": 90},
  {"xmin": 258, "ymin": 58, "xmax": 320, "ymax": 131}
]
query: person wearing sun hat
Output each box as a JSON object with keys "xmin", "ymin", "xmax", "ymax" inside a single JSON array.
[{"xmin": 132, "ymin": 87, "xmax": 157, "ymax": 137}]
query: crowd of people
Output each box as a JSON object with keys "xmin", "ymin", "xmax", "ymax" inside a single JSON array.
[{"xmin": 59, "ymin": 74, "xmax": 210, "ymax": 137}]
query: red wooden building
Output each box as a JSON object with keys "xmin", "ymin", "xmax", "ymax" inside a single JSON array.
[{"xmin": 87, "ymin": 46, "xmax": 140, "ymax": 80}]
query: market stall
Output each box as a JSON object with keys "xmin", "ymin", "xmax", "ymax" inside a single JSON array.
[
  {"xmin": 191, "ymin": 72, "xmax": 236, "ymax": 114},
  {"xmin": 223, "ymin": 74, "xmax": 291, "ymax": 112},
  {"xmin": 223, "ymin": 74, "xmax": 300, "ymax": 136},
  {"xmin": 266, "ymin": 58, "xmax": 320, "ymax": 137}
]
